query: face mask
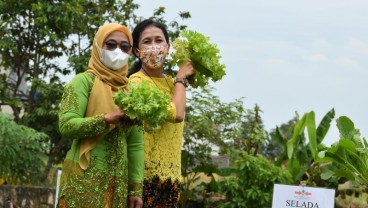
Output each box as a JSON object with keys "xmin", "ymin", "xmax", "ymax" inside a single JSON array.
[
  {"xmin": 98, "ymin": 47, "xmax": 129, "ymax": 71},
  {"xmin": 139, "ymin": 45, "xmax": 168, "ymax": 69}
]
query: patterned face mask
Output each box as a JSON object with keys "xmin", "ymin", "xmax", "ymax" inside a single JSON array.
[{"xmin": 139, "ymin": 45, "xmax": 168, "ymax": 69}]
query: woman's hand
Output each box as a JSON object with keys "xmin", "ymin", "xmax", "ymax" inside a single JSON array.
[
  {"xmin": 104, "ymin": 108, "xmax": 125, "ymax": 125},
  {"xmin": 176, "ymin": 61, "xmax": 195, "ymax": 78}
]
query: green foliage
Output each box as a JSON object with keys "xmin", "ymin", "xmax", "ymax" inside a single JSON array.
[
  {"xmin": 113, "ymin": 81, "xmax": 170, "ymax": 130},
  {"xmin": 170, "ymin": 30, "xmax": 226, "ymax": 88},
  {"xmin": 284, "ymin": 109, "xmax": 335, "ymax": 182},
  {"xmin": 216, "ymin": 152, "xmax": 293, "ymax": 208},
  {"xmin": 20, "ymin": 78, "xmax": 70, "ymax": 182},
  {"xmin": 236, "ymin": 105, "xmax": 268, "ymax": 155},
  {"xmin": 181, "ymin": 86, "xmax": 245, "ymax": 206},
  {"xmin": 22, "ymin": 78, "xmax": 63, "ymax": 140},
  {"xmin": 317, "ymin": 116, "xmax": 368, "ymax": 187},
  {"xmin": 266, "ymin": 109, "xmax": 342, "ymax": 189},
  {"xmin": 182, "ymin": 87, "xmax": 245, "ymax": 171},
  {"xmin": 287, "ymin": 109, "xmax": 335, "ymax": 160},
  {"xmin": 265, "ymin": 113, "xmax": 299, "ymax": 163},
  {"xmin": 0, "ymin": 112, "xmax": 49, "ymax": 185}
]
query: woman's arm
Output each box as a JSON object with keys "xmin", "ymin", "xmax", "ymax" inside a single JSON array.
[
  {"xmin": 127, "ymin": 125, "xmax": 144, "ymax": 205},
  {"xmin": 58, "ymin": 73, "xmax": 107, "ymax": 140},
  {"xmin": 171, "ymin": 61, "xmax": 195, "ymax": 122}
]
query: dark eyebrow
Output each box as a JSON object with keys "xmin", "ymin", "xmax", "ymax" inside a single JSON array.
[{"xmin": 141, "ymin": 37, "xmax": 152, "ymax": 41}]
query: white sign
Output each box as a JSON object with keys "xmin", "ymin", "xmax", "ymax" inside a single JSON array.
[{"xmin": 272, "ymin": 184, "xmax": 335, "ymax": 208}]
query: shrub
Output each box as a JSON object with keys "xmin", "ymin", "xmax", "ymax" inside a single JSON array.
[
  {"xmin": 0, "ymin": 112, "xmax": 49, "ymax": 185},
  {"xmin": 216, "ymin": 152, "xmax": 293, "ymax": 208}
]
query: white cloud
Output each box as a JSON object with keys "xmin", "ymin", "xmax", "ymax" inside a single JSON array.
[
  {"xmin": 303, "ymin": 54, "xmax": 329, "ymax": 63},
  {"xmin": 347, "ymin": 38, "xmax": 368, "ymax": 55},
  {"xmin": 333, "ymin": 58, "xmax": 361, "ymax": 71},
  {"xmin": 312, "ymin": 39, "xmax": 332, "ymax": 50}
]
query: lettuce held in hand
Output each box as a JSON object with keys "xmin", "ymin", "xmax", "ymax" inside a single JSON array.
[
  {"xmin": 170, "ymin": 30, "xmax": 226, "ymax": 88},
  {"xmin": 113, "ymin": 81, "xmax": 170, "ymax": 130}
]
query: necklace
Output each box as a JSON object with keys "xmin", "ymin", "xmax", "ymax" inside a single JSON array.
[{"xmin": 141, "ymin": 68, "xmax": 173, "ymax": 94}]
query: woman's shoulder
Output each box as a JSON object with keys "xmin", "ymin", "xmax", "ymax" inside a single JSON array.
[
  {"xmin": 70, "ymin": 71, "xmax": 94, "ymax": 82},
  {"xmin": 129, "ymin": 71, "xmax": 144, "ymax": 79},
  {"xmin": 66, "ymin": 71, "xmax": 95, "ymax": 88},
  {"xmin": 129, "ymin": 71, "xmax": 147, "ymax": 83}
]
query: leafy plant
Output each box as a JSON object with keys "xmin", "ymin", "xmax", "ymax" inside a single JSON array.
[
  {"xmin": 285, "ymin": 109, "xmax": 335, "ymax": 183},
  {"xmin": 317, "ymin": 116, "xmax": 368, "ymax": 187},
  {"xmin": 170, "ymin": 30, "xmax": 226, "ymax": 88},
  {"xmin": 180, "ymin": 86, "xmax": 245, "ymax": 206},
  {"xmin": 265, "ymin": 109, "xmax": 343, "ymax": 190},
  {"xmin": 0, "ymin": 112, "xmax": 49, "ymax": 185},
  {"xmin": 113, "ymin": 81, "xmax": 170, "ymax": 130},
  {"xmin": 216, "ymin": 151, "xmax": 293, "ymax": 208}
]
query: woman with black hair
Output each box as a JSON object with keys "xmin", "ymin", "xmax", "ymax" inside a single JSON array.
[{"xmin": 128, "ymin": 19, "xmax": 195, "ymax": 207}]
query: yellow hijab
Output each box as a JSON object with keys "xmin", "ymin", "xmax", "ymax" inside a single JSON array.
[
  {"xmin": 79, "ymin": 23, "xmax": 132, "ymax": 170},
  {"xmin": 87, "ymin": 22, "xmax": 132, "ymax": 89}
]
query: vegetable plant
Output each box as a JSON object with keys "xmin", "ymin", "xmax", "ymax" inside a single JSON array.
[
  {"xmin": 216, "ymin": 151, "xmax": 293, "ymax": 208},
  {"xmin": 317, "ymin": 116, "xmax": 368, "ymax": 187},
  {"xmin": 113, "ymin": 81, "xmax": 170, "ymax": 130},
  {"xmin": 170, "ymin": 30, "xmax": 226, "ymax": 88}
]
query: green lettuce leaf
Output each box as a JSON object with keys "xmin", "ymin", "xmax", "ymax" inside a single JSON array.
[
  {"xmin": 113, "ymin": 81, "xmax": 170, "ymax": 130},
  {"xmin": 170, "ymin": 30, "xmax": 226, "ymax": 88}
]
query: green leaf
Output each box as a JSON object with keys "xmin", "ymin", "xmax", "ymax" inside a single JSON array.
[
  {"xmin": 316, "ymin": 108, "xmax": 335, "ymax": 144},
  {"xmin": 306, "ymin": 111, "xmax": 317, "ymax": 158},
  {"xmin": 113, "ymin": 81, "xmax": 170, "ymax": 130},
  {"xmin": 334, "ymin": 169, "xmax": 356, "ymax": 181},
  {"xmin": 336, "ymin": 116, "xmax": 355, "ymax": 139},
  {"xmin": 287, "ymin": 114, "xmax": 306, "ymax": 159},
  {"xmin": 320, "ymin": 168, "xmax": 335, "ymax": 180},
  {"xmin": 286, "ymin": 140, "xmax": 294, "ymax": 160},
  {"xmin": 171, "ymin": 30, "xmax": 226, "ymax": 88},
  {"xmin": 287, "ymin": 157, "xmax": 301, "ymax": 180}
]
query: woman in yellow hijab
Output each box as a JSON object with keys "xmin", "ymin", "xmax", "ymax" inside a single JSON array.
[{"xmin": 57, "ymin": 23, "xmax": 144, "ymax": 208}]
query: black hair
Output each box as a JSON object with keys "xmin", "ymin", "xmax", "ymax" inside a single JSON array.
[{"xmin": 128, "ymin": 19, "xmax": 170, "ymax": 77}]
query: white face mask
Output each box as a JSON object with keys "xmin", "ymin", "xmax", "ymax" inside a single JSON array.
[{"xmin": 98, "ymin": 47, "xmax": 129, "ymax": 71}]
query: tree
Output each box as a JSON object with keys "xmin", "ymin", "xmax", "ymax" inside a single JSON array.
[{"xmin": 236, "ymin": 104, "xmax": 268, "ymax": 155}]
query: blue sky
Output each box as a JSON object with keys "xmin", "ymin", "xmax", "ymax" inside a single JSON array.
[{"xmin": 133, "ymin": 0, "xmax": 368, "ymax": 146}]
